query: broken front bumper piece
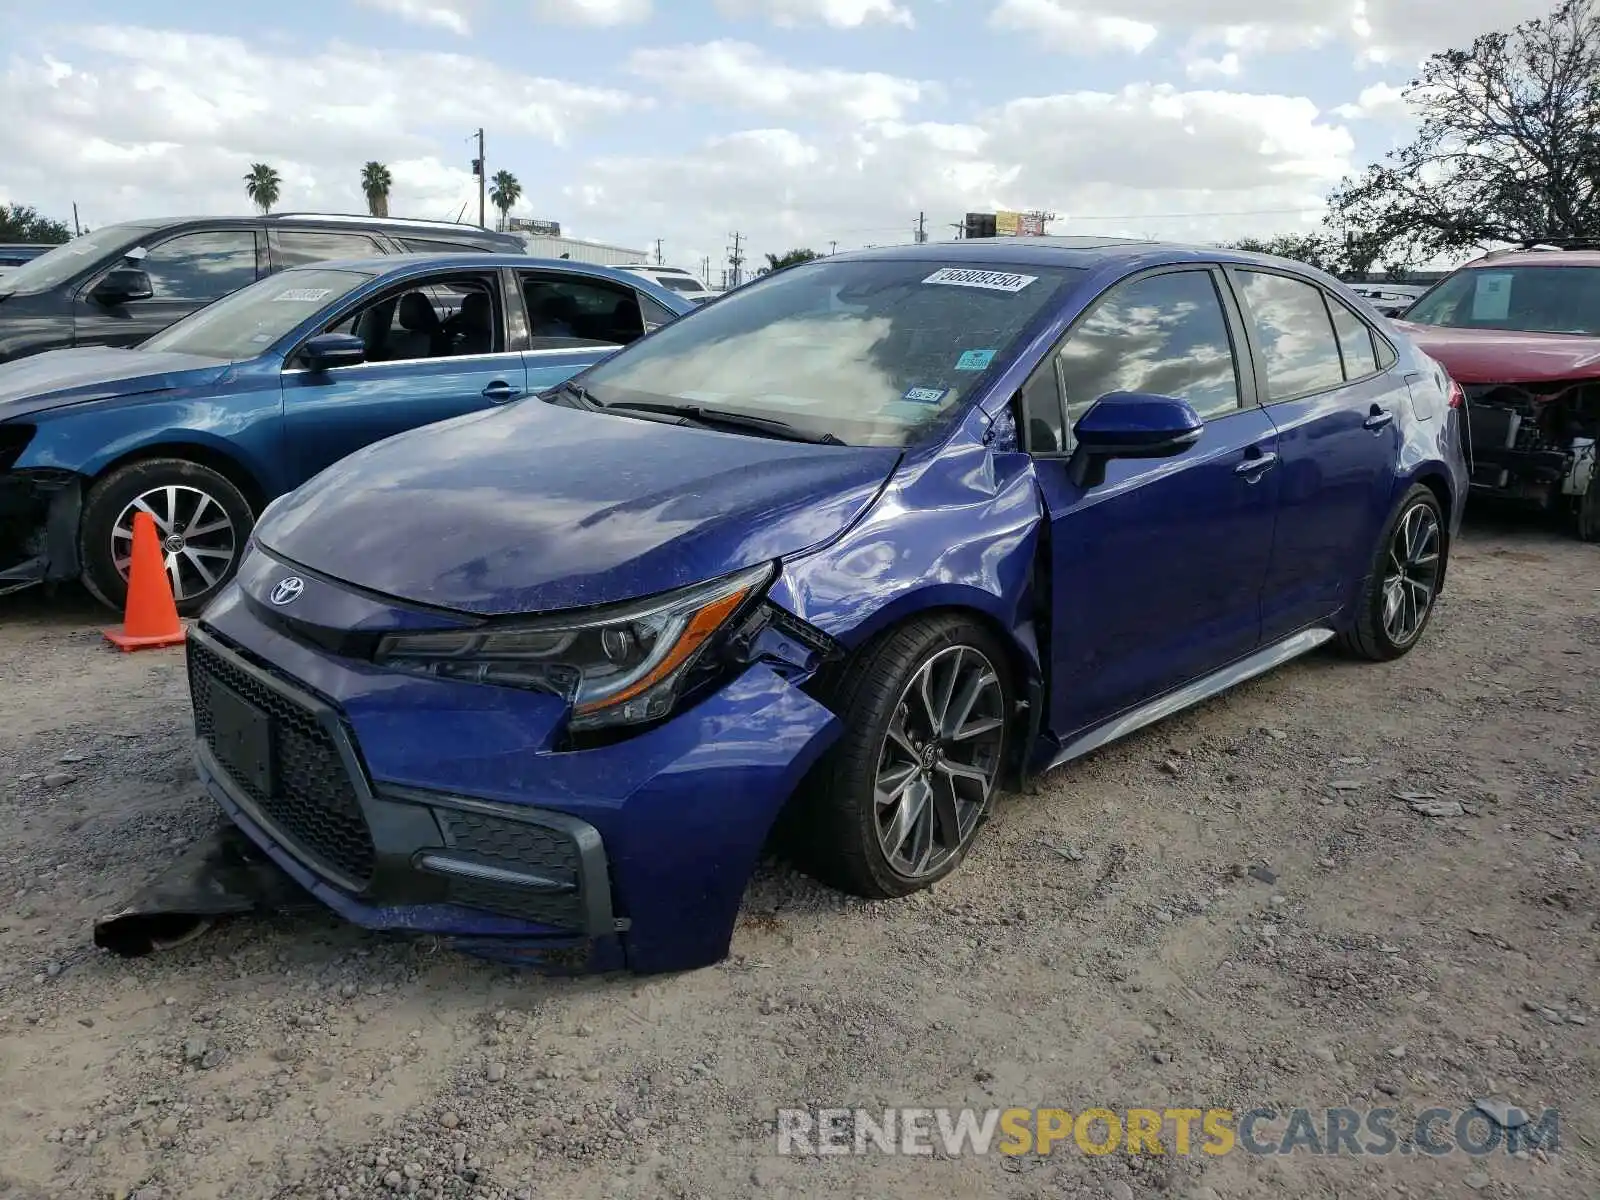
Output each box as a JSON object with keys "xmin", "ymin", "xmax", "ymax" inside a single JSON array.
[
  {"xmin": 93, "ymin": 823, "xmax": 319, "ymax": 956},
  {"xmin": 0, "ymin": 470, "xmax": 81, "ymax": 596}
]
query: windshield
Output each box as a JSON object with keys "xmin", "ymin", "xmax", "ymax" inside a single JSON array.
[
  {"xmin": 141, "ymin": 268, "xmax": 373, "ymax": 360},
  {"xmin": 1404, "ymin": 265, "xmax": 1600, "ymax": 335},
  {"xmin": 579, "ymin": 258, "xmax": 1084, "ymax": 446},
  {"xmin": 0, "ymin": 224, "xmax": 151, "ymax": 295}
]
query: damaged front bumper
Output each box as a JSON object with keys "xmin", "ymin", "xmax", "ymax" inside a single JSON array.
[
  {"xmin": 167, "ymin": 585, "xmax": 841, "ymax": 975},
  {"xmin": 1463, "ymin": 382, "xmax": 1598, "ymax": 506},
  {"xmin": 0, "ymin": 468, "xmax": 81, "ymax": 597}
]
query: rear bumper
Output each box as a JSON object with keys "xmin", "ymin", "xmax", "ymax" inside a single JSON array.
[{"xmin": 187, "ymin": 592, "xmax": 841, "ymax": 974}]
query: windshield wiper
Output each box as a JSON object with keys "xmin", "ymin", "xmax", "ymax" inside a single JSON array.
[
  {"xmin": 604, "ymin": 400, "xmax": 845, "ymax": 445},
  {"xmin": 545, "ymin": 379, "xmax": 599, "ymax": 408}
]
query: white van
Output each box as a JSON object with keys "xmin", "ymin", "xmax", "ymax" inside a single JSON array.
[{"xmin": 618, "ymin": 264, "xmax": 716, "ymax": 304}]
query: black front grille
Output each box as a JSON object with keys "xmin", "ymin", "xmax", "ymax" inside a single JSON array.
[
  {"xmin": 436, "ymin": 809, "xmax": 586, "ymax": 929},
  {"xmin": 188, "ymin": 638, "xmax": 376, "ymax": 887}
]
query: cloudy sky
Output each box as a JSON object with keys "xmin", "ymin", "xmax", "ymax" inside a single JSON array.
[{"xmin": 0, "ymin": 0, "xmax": 1556, "ymax": 278}]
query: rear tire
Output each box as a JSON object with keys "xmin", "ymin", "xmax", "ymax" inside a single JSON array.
[
  {"xmin": 788, "ymin": 614, "xmax": 1014, "ymax": 899},
  {"xmin": 1337, "ymin": 483, "xmax": 1444, "ymax": 662},
  {"xmin": 1575, "ymin": 466, "xmax": 1600, "ymax": 543},
  {"xmin": 80, "ymin": 459, "xmax": 255, "ymax": 617}
]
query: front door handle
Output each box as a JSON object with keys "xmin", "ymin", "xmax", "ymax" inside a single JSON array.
[
  {"xmin": 1364, "ymin": 407, "xmax": 1394, "ymax": 431},
  {"xmin": 482, "ymin": 380, "xmax": 519, "ymax": 403},
  {"xmin": 1235, "ymin": 450, "xmax": 1279, "ymax": 479}
]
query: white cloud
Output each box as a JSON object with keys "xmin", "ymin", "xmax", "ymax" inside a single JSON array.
[
  {"xmin": 0, "ymin": 27, "xmax": 641, "ymax": 224},
  {"xmin": 354, "ymin": 0, "xmax": 473, "ymax": 35},
  {"xmin": 1333, "ymin": 81, "xmax": 1409, "ymax": 120},
  {"xmin": 565, "ymin": 83, "xmax": 1354, "ymax": 271},
  {"xmin": 1185, "ymin": 52, "xmax": 1240, "ymax": 79},
  {"xmin": 714, "ymin": 0, "xmax": 915, "ymax": 28},
  {"xmin": 628, "ymin": 40, "xmax": 927, "ymax": 122},
  {"xmin": 530, "ymin": 0, "xmax": 653, "ymax": 25},
  {"xmin": 988, "ymin": 0, "xmax": 1158, "ymax": 54}
]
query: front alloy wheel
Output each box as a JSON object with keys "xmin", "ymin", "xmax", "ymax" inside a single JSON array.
[
  {"xmin": 790, "ymin": 615, "xmax": 1014, "ymax": 898},
  {"xmin": 112, "ymin": 484, "xmax": 239, "ymax": 604}
]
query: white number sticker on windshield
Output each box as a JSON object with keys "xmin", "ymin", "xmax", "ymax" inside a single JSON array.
[
  {"xmin": 1470, "ymin": 272, "xmax": 1512, "ymax": 321},
  {"xmin": 272, "ymin": 288, "xmax": 333, "ymax": 303},
  {"xmin": 923, "ymin": 267, "xmax": 1038, "ymax": 293}
]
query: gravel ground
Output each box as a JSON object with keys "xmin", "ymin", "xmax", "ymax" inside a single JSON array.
[{"xmin": 0, "ymin": 513, "xmax": 1595, "ymax": 1200}]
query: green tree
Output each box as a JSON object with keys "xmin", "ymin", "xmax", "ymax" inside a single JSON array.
[
  {"xmin": 244, "ymin": 163, "xmax": 282, "ymax": 215},
  {"xmin": 761, "ymin": 248, "xmax": 820, "ymax": 274},
  {"xmin": 1326, "ymin": 0, "xmax": 1600, "ymax": 266},
  {"xmin": 0, "ymin": 204, "xmax": 71, "ymax": 243},
  {"xmin": 489, "ymin": 170, "xmax": 521, "ymax": 228},
  {"xmin": 360, "ymin": 161, "xmax": 393, "ymax": 218}
]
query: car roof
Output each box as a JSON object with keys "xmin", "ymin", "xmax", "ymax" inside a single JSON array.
[
  {"xmin": 835, "ymin": 235, "xmax": 1330, "ymax": 273},
  {"xmin": 1464, "ymin": 249, "xmax": 1600, "ymax": 268},
  {"xmin": 97, "ymin": 214, "xmax": 518, "ymax": 240}
]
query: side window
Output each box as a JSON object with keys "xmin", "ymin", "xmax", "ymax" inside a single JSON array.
[
  {"xmin": 400, "ymin": 237, "xmax": 482, "ymax": 254},
  {"xmin": 1236, "ymin": 270, "xmax": 1345, "ymax": 399},
  {"xmin": 315, "ymin": 274, "xmax": 501, "ymax": 365},
  {"xmin": 1058, "ymin": 270, "xmax": 1242, "ymax": 424},
  {"xmin": 272, "ymin": 230, "xmax": 386, "ymax": 270},
  {"xmin": 1017, "ymin": 362, "xmax": 1066, "ymax": 453},
  {"xmin": 521, "ymin": 273, "xmax": 647, "ymax": 346},
  {"xmin": 1327, "ymin": 293, "xmax": 1379, "ymax": 379},
  {"xmin": 638, "ymin": 293, "xmax": 677, "ymax": 329},
  {"xmin": 139, "ymin": 231, "xmax": 259, "ymax": 302}
]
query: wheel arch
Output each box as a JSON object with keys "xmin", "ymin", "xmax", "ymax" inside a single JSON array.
[
  {"xmin": 91, "ymin": 440, "xmax": 270, "ymax": 516},
  {"xmin": 1408, "ymin": 467, "xmax": 1454, "ymax": 593}
]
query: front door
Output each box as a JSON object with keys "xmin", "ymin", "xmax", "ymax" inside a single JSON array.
[
  {"xmin": 73, "ymin": 228, "xmax": 261, "ymax": 348},
  {"xmin": 1029, "ymin": 267, "xmax": 1282, "ymax": 738},
  {"xmin": 280, "ymin": 271, "xmax": 527, "ymax": 486},
  {"xmin": 1226, "ymin": 268, "xmax": 1408, "ymax": 641}
]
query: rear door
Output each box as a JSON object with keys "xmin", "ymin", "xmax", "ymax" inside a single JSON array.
[
  {"xmin": 1227, "ymin": 268, "xmax": 1408, "ymax": 641},
  {"xmin": 1031, "ymin": 266, "xmax": 1283, "ymax": 737},
  {"xmin": 513, "ymin": 267, "xmax": 667, "ymax": 391},
  {"xmin": 72, "ymin": 228, "xmax": 261, "ymax": 348},
  {"xmin": 279, "ymin": 268, "xmax": 527, "ymax": 485}
]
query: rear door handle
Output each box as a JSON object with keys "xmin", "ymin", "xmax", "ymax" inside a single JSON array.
[
  {"xmin": 482, "ymin": 380, "xmax": 519, "ymax": 403},
  {"xmin": 1364, "ymin": 407, "xmax": 1394, "ymax": 431},
  {"xmin": 1235, "ymin": 450, "xmax": 1279, "ymax": 478}
]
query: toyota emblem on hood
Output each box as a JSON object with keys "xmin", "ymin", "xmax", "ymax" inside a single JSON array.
[{"xmin": 269, "ymin": 577, "xmax": 305, "ymax": 606}]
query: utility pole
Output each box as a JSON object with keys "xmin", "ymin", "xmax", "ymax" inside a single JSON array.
[
  {"xmin": 701, "ymin": 255, "xmax": 711, "ymax": 284},
  {"xmin": 916, "ymin": 212, "xmax": 926, "ymax": 244},
  {"xmin": 948, "ymin": 221, "xmax": 965, "ymax": 240},
  {"xmin": 654, "ymin": 238, "xmax": 664, "ymax": 266},
  {"xmin": 72, "ymin": 203, "xmax": 81, "ymax": 236},
  {"xmin": 727, "ymin": 232, "xmax": 745, "ymax": 288},
  {"xmin": 474, "ymin": 128, "xmax": 486, "ymax": 229}
]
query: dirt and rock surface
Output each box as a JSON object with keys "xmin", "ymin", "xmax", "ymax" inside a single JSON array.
[{"xmin": 0, "ymin": 514, "xmax": 1595, "ymax": 1200}]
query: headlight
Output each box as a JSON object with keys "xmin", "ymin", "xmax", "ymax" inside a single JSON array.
[{"xmin": 374, "ymin": 563, "xmax": 773, "ymax": 730}]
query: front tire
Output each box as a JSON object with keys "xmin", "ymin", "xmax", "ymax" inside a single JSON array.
[
  {"xmin": 1337, "ymin": 483, "xmax": 1444, "ymax": 662},
  {"xmin": 1575, "ymin": 463, "xmax": 1600, "ymax": 543},
  {"xmin": 791, "ymin": 615, "xmax": 1014, "ymax": 899},
  {"xmin": 79, "ymin": 459, "xmax": 255, "ymax": 617}
]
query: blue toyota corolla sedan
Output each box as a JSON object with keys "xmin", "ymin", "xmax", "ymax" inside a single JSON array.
[
  {"xmin": 0, "ymin": 254, "xmax": 692, "ymax": 612},
  {"xmin": 186, "ymin": 237, "xmax": 1468, "ymax": 974}
]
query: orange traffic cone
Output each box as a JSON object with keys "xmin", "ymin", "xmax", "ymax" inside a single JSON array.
[{"xmin": 104, "ymin": 510, "xmax": 186, "ymax": 651}]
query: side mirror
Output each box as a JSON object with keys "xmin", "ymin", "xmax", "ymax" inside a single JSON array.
[
  {"xmin": 1068, "ymin": 390, "xmax": 1203, "ymax": 488},
  {"xmin": 300, "ymin": 332, "xmax": 366, "ymax": 371},
  {"xmin": 91, "ymin": 267, "xmax": 154, "ymax": 305}
]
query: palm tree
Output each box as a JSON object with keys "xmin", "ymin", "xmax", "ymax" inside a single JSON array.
[
  {"xmin": 360, "ymin": 162, "xmax": 393, "ymax": 218},
  {"xmin": 244, "ymin": 163, "xmax": 282, "ymax": 215},
  {"xmin": 489, "ymin": 170, "xmax": 522, "ymax": 230}
]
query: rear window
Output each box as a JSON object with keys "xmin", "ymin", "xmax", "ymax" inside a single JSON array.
[{"xmin": 658, "ymin": 275, "xmax": 708, "ymax": 294}]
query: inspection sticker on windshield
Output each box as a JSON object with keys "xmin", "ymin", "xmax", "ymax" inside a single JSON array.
[
  {"xmin": 902, "ymin": 386, "xmax": 948, "ymax": 405},
  {"xmin": 272, "ymin": 288, "xmax": 333, "ymax": 303},
  {"xmin": 1471, "ymin": 272, "xmax": 1512, "ymax": 321},
  {"xmin": 923, "ymin": 267, "xmax": 1038, "ymax": 293},
  {"xmin": 955, "ymin": 349, "xmax": 996, "ymax": 371}
]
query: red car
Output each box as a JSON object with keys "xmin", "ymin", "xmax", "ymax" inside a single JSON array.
[{"xmin": 1396, "ymin": 247, "xmax": 1600, "ymax": 541}]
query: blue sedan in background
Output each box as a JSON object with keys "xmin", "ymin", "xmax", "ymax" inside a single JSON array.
[
  {"xmin": 188, "ymin": 237, "xmax": 1468, "ymax": 975},
  {"xmin": 0, "ymin": 254, "xmax": 692, "ymax": 611}
]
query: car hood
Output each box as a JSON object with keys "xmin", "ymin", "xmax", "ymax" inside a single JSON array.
[
  {"xmin": 0, "ymin": 346, "xmax": 229, "ymax": 422},
  {"xmin": 256, "ymin": 400, "xmax": 903, "ymax": 616},
  {"xmin": 1396, "ymin": 322, "xmax": 1600, "ymax": 384}
]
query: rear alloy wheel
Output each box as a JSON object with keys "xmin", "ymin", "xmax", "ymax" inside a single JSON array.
[
  {"xmin": 791, "ymin": 615, "xmax": 1013, "ymax": 898},
  {"xmin": 1338, "ymin": 484, "xmax": 1444, "ymax": 661},
  {"xmin": 80, "ymin": 459, "xmax": 255, "ymax": 617}
]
